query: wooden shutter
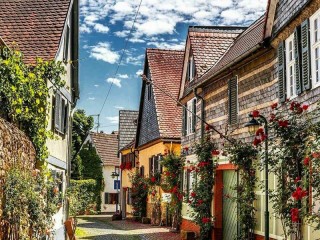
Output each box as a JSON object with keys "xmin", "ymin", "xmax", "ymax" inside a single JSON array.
[
  {"xmin": 104, "ymin": 192, "xmax": 109, "ymax": 204},
  {"xmin": 140, "ymin": 166, "xmax": 144, "ymax": 177},
  {"xmin": 192, "ymin": 99, "xmax": 196, "ymax": 133},
  {"xmin": 294, "ymin": 27, "xmax": 302, "ymax": 95},
  {"xmin": 154, "ymin": 155, "xmax": 159, "ymax": 173},
  {"xmin": 228, "ymin": 76, "xmax": 238, "ymax": 125},
  {"xmin": 301, "ymin": 19, "xmax": 311, "ymax": 91},
  {"xmin": 149, "ymin": 157, "xmax": 153, "ymax": 176},
  {"xmin": 278, "ymin": 41, "xmax": 286, "ymax": 102},
  {"xmin": 191, "ymin": 57, "xmax": 196, "ymax": 79},
  {"xmin": 182, "ymin": 105, "xmax": 187, "ymax": 136},
  {"xmin": 54, "ymin": 93, "xmax": 61, "ymax": 130},
  {"xmin": 61, "ymin": 99, "xmax": 66, "ymax": 133},
  {"xmin": 186, "ymin": 60, "xmax": 190, "ymax": 81},
  {"xmin": 64, "ymin": 103, "xmax": 69, "ymax": 134},
  {"xmin": 159, "ymin": 155, "xmax": 163, "ymax": 174}
]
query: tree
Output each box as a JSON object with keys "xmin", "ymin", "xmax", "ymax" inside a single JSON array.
[{"xmin": 71, "ymin": 109, "xmax": 94, "ymax": 179}]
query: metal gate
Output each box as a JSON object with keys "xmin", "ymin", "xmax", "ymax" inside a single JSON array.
[{"xmin": 222, "ymin": 170, "xmax": 238, "ymax": 240}]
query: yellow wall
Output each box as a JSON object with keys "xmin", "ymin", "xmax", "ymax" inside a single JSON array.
[
  {"xmin": 120, "ymin": 148, "xmax": 135, "ymax": 215},
  {"xmin": 138, "ymin": 141, "xmax": 181, "ymax": 218}
]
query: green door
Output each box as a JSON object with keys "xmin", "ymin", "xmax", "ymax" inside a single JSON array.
[{"xmin": 223, "ymin": 170, "xmax": 238, "ymax": 240}]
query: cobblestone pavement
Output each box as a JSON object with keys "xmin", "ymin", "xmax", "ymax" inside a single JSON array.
[{"xmin": 76, "ymin": 215, "xmax": 181, "ymax": 240}]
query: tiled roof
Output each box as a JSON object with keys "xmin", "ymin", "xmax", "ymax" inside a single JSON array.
[
  {"xmin": 90, "ymin": 132, "xmax": 119, "ymax": 166},
  {"xmin": 196, "ymin": 15, "xmax": 266, "ymax": 85},
  {"xmin": 147, "ymin": 48, "xmax": 184, "ymax": 139},
  {"xmin": 0, "ymin": 0, "xmax": 71, "ymax": 64},
  {"xmin": 189, "ymin": 26, "xmax": 245, "ymax": 77},
  {"xmin": 118, "ymin": 110, "xmax": 139, "ymax": 151}
]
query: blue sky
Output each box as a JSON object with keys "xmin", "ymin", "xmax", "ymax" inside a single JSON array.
[{"xmin": 77, "ymin": 0, "xmax": 268, "ymax": 133}]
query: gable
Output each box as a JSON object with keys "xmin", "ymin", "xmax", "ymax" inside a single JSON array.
[{"xmin": 137, "ymin": 64, "xmax": 160, "ymax": 147}]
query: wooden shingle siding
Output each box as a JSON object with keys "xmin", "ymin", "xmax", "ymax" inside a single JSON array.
[
  {"xmin": 118, "ymin": 110, "xmax": 139, "ymax": 150},
  {"xmin": 272, "ymin": 0, "xmax": 312, "ymax": 37}
]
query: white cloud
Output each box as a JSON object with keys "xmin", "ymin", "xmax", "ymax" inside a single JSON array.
[
  {"xmin": 147, "ymin": 41, "xmax": 185, "ymax": 50},
  {"xmin": 114, "ymin": 106, "xmax": 124, "ymax": 109},
  {"xmin": 80, "ymin": 24, "xmax": 91, "ymax": 33},
  {"xmin": 94, "ymin": 84, "xmax": 99, "ymax": 87},
  {"xmin": 125, "ymin": 54, "xmax": 145, "ymax": 66},
  {"xmin": 106, "ymin": 116, "xmax": 119, "ymax": 124},
  {"xmin": 94, "ymin": 23, "xmax": 110, "ymax": 33},
  {"xmin": 106, "ymin": 77, "xmax": 122, "ymax": 88},
  {"xmin": 117, "ymin": 74, "xmax": 129, "ymax": 79},
  {"xmin": 136, "ymin": 69, "xmax": 143, "ymax": 76},
  {"xmin": 89, "ymin": 42, "xmax": 120, "ymax": 64},
  {"xmin": 88, "ymin": 97, "xmax": 95, "ymax": 100}
]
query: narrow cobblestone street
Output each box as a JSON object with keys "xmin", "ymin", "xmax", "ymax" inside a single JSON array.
[{"xmin": 76, "ymin": 215, "xmax": 181, "ymax": 240}]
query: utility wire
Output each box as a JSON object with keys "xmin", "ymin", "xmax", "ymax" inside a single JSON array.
[{"xmin": 98, "ymin": 0, "xmax": 143, "ymax": 115}]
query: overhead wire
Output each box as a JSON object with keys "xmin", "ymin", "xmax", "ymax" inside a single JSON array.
[{"xmin": 98, "ymin": 0, "xmax": 143, "ymax": 116}]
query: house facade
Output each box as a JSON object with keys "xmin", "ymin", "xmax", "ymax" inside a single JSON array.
[
  {"xmin": 178, "ymin": 0, "xmax": 320, "ymax": 239},
  {"xmin": 0, "ymin": 0, "xmax": 79, "ymax": 238},
  {"xmin": 118, "ymin": 110, "xmax": 139, "ymax": 219},
  {"xmin": 135, "ymin": 49, "xmax": 184, "ymax": 221},
  {"xmin": 84, "ymin": 131, "xmax": 120, "ymax": 213}
]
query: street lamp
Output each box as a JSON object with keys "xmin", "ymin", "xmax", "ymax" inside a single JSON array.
[
  {"xmin": 245, "ymin": 113, "xmax": 269, "ymax": 240},
  {"xmin": 111, "ymin": 171, "xmax": 120, "ymax": 213}
]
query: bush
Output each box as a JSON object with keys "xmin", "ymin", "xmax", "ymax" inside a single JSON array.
[{"xmin": 68, "ymin": 179, "xmax": 97, "ymax": 216}]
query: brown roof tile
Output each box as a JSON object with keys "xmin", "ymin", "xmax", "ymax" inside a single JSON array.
[
  {"xmin": 196, "ymin": 16, "xmax": 266, "ymax": 85},
  {"xmin": 0, "ymin": 0, "xmax": 71, "ymax": 64},
  {"xmin": 146, "ymin": 49, "xmax": 184, "ymax": 139},
  {"xmin": 90, "ymin": 132, "xmax": 119, "ymax": 166},
  {"xmin": 189, "ymin": 27, "xmax": 245, "ymax": 77}
]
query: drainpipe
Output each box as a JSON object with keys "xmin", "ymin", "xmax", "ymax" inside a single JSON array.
[{"xmin": 193, "ymin": 87, "xmax": 204, "ymax": 140}]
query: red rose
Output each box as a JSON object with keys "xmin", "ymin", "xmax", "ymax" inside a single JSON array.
[
  {"xmin": 150, "ymin": 176, "xmax": 156, "ymax": 183},
  {"xmin": 205, "ymin": 124, "xmax": 212, "ymax": 131},
  {"xmin": 312, "ymin": 152, "xmax": 320, "ymax": 158},
  {"xmin": 302, "ymin": 104, "xmax": 309, "ymax": 111},
  {"xmin": 296, "ymin": 107, "xmax": 303, "ymax": 114},
  {"xmin": 278, "ymin": 120, "xmax": 289, "ymax": 128},
  {"xmin": 252, "ymin": 110, "xmax": 260, "ymax": 118},
  {"xmin": 255, "ymin": 128, "xmax": 264, "ymax": 136},
  {"xmin": 303, "ymin": 157, "xmax": 310, "ymax": 166},
  {"xmin": 253, "ymin": 137, "xmax": 262, "ymax": 146},
  {"xmin": 294, "ymin": 176, "xmax": 301, "ymax": 183},
  {"xmin": 197, "ymin": 199, "xmax": 204, "ymax": 205},
  {"xmin": 211, "ymin": 150, "xmax": 220, "ymax": 156},
  {"xmin": 201, "ymin": 217, "xmax": 211, "ymax": 223},
  {"xmin": 191, "ymin": 192, "xmax": 196, "ymax": 198},
  {"xmin": 292, "ymin": 187, "xmax": 308, "ymax": 200},
  {"xmin": 184, "ymin": 146, "xmax": 189, "ymax": 152},
  {"xmin": 271, "ymin": 102, "xmax": 278, "ymax": 109},
  {"xmin": 291, "ymin": 208, "xmax": 299, "ymax": 222}
]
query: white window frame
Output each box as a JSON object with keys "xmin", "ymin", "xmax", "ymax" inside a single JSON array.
[
  {"xmin": 186, "ymin": 98, "xmax": 195, "ymax": 135},
  {"xmin": 285, "ymin": 33, "xmax": 297, "ymax": 99},
  {"xmin": 310, "ymin": 9, "xmax": 320, "ymax": 89}
]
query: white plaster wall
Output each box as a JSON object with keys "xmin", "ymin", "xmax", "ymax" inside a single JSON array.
[{"xmin": 101, "ymin": 165, "xmax": 119, "ymax": 213}]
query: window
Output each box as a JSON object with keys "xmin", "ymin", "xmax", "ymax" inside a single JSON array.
[
  {"xmin": 54, "ymin": 92, "xmax": 69, "ymax": 134},
  {"xmin": 186, "ymin": 55, "xmax": 196, "ymax": 82},
  {"xmin": 121, "ymin": 153, "xmax": 135, "ymax": 168},
  {"xmin": 182, "ymin": 98, "xmax": 196, "ymax": 136},
  {"xmin": 140, "ymin": 166, "xmax": 145, "ymax": 177},
  {"xmin": 183, "ymin": 169, "xmax": 195, "ymax": 201},
  {"xmin": 311, "ymin": 10, "xmax": 320, "ymax": 88},
  {"xmin": 63, "ymin": 25, "xmax": 70, "ymax": 62},
  {"xmin": 285, "ymin": 33, "xmax": 297, "ymax": 98},
  {"xmin": 104, "ymin": 192, "xmax": 119, "ymax": 204},
  {"xmin": 228, "ymin": 76, "xmax": 238, "ymax": 125},
  {"xmin": 149, "ymin": 155, "xmax": 162, "ymax": 176},
  {"xmin": 127, "ymin": 188, "xmax": 132, "ymax": 205}
]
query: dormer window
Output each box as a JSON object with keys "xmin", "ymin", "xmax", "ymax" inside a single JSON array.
[{"xmin": 186, "ymin": 55, "xmax": 196, "ymax": 82}]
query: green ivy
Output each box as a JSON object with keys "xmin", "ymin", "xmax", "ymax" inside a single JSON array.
[
  {"xmin": 189, "ymin": 131, "xmax": 218, "ymax": 240},
  {"xmin": 227, "ymin": 142, "xmax": 258, "ymax": 239},
  {"xmin": 0, "ymin": 47, "xmax": 65, "ymax": 161}
]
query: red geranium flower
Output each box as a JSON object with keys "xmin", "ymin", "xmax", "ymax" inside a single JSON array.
[
  {"xmin": 201, "ymin": 217, "xmax": 211, "ymax": 223},
  {"xmin": 191, "ymin": 192, "xmax": 196, "ymax": 198},
  {"xmin": 197, "ymin": 199, "xmax": 204, "ymax": 205},
  {"xmin": 294, "ymin": 176, "xmax": 301, "ymax": 183},
  {"xmin": 292, "ymin": 187, "xmax": 308, "ymax": 200},
  {"xmin": 271, "ymin": 102, "xmax": 278, "ymax": 109},
  {"xmin": 252, "ymin": 110, "xmax": 260, "ymax": 118},
  {"xmin": 278, "ymin": 120, "xmax": 289, "ymax": 128},
  {"xmin": 302, "ymin": 104, "xmax": 309, "ymax": 111},
  {"xmin": 303, "ymin": 157, "xmax": 310, "ymax": 166},
  {"xmin": 291, "ymin": 208, "xmax": 299, "ymax": 222},
  {"xmin": 255, "ymin": 128, "xmax": 264, "ymax": 136},
  {"xmin": 184, "ymin": 146, "xmax": 189, "ymax": 152},
  {"xmin": 150, "ymin": 176, "xmax": 156, "ymax": 183},
  {"xmin": 211, "ymin": 150, "xmax": 220, "ymax": 156}
]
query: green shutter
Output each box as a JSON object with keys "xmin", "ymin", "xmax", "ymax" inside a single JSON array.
[
  {"xmin": 294, "ymin": 27, "xmax": 302, "ymax": 95},
  {"xmin": 277, "ymin": 41, "xmax": 286, "ymax": 102},
  {"xmin": 192, "ymin": 99, "xmax": 196, "ymax": 133},
  {"xmin": 228, "ymin": 76, "xmax": 238, "ymax": 125},
  {"xmin": 182, "ymin": 105, "xmax": 187, "ymax": 136},
  {"xmin": 301, "ymin": 19, "xmax": 311, "ymax": 91}
]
